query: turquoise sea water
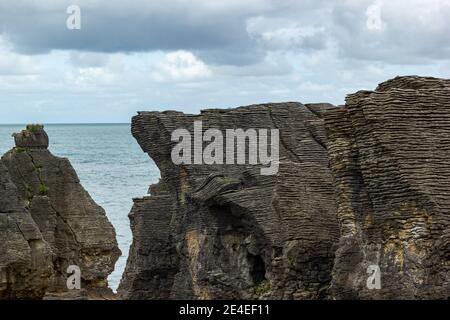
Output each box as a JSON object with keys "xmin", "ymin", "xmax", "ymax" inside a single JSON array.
[{"xmin": 0, "ymin": 124, "xmax": 159, "ymax": 291}]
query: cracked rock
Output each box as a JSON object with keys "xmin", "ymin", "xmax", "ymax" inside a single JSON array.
[
  {"xmin": 119, "ymin": 102, "xmax": 340, "ymax": 299},
  {"xmin": 0, "ymin": 161, "xmax": 53, "ymax": 299},
  {"xmin": 325, "ymin": 76, "xmax": 450, "ymax": 299},
  {"xmin": 1, "ymin": 125, "xmax": 121, "ymax": 298}
]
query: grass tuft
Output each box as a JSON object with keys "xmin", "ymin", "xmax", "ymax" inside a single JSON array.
[
  {"xmin": 253, "ymin": 279, "xmax": 271, "ymax": 296},
  {"xmin": 15, "ymin": 147, "xmax": 29, "ymax": 153},
  {"xmin": 26, "ymin": 124, "xmax": 44, "ymax": 133},
  {"xmin": 38, "ymin": 183, "xmax": 49, "ymax": 196}
]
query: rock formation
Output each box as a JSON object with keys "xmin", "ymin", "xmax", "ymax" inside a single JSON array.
[
  {"xmin": 0, "ymin": 161, "xmax": 53, "ymax": 299},
  {"xmin": 325, "ymin": 76, "xmax": 450, "ymax": 299},
  {"xmin": 3, "ymin": 76, "xmax": 449, "ymax": 300},
  {"xmin": 0, "ymin": 125, "xmax": 121, "ymax": 299},
  {"xmin": 119, "ymin": 102, "xmax": 340, "ymax": 299}
]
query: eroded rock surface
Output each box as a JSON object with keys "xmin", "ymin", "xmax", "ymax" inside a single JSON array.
[
  {"xmin": 119, "ymin": 102, "xmax": 340, "ymax": 299},
  {"xmin": 325, "ymin": 76, "xmax": 450, "ymax": 299},
  {"xmin": 0, "ymin": 162, "xmax": 53, "ymax": 299},
  {"xmin": 1, "ymin": 125, "xmax": 121, "ymax": 298}
]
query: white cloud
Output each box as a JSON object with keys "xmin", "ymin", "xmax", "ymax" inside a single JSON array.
[
  {"xmin": 334, "ymin": 0, "xmax": 450, "ymax": 63},
  {"xmin": 69, "ymin": 52, "xmax": 111, "ymax": 68},
  {"xmin": 71, "ymin": 67, "xmax": 116, "ymax": 85},
  {"xmin": 1, "ymin": 1, "xmax": 450, "ymax": 123},
  {"xmin": 247, "ymin": 16, "xmax": 326, "ymax": 50},
  {"xmin": 366, "ymin": 0, "xmax": 386, "ymax": 31},
  {"xmin": 152, "ymin": 50, "xmax": 212, "ymax": 82},
  {"xmin": 0, "ymin": 36, "xmax": 39, "ymax": 75}
]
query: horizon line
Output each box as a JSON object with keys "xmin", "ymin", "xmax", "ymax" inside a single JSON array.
[{"xmin": 0, "ymin": 122, "xmax": 131, "ymax": 126}]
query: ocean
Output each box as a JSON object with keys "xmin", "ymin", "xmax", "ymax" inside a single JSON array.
[{"xmin": 0, "ymin": 124, "xmax": 159, "ymax": 291}]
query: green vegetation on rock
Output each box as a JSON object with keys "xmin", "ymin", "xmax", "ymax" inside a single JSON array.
[
  {"xmin": 26, "ymin": 124, "xmax": 44, "ymax": 133},
  {"xmin": 253, "ymin": 279, "xmax": 271, "ymax": 296},
  {"xmin": 38, "ymin": 183, "xmax": 49, "ymax": 196}
]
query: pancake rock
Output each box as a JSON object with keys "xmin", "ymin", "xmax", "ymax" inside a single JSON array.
[
  {"xmin": 0, "ymin": 162, "xmax": 53, "ymax": 299},
  {"xmin": 1, "ymin": 125, "xmax": 121, "ymax": 298},
  {"xmin": 119, "ymin": 103, "xmax": 339, "ymax": 299},
  {"xmin": 325, "ymin": 76, "xmax": 450, "ymax": 299}
]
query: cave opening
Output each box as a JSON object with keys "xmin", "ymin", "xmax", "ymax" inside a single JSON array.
[{"xmin": 247, "ymin": 253, "xmax": 267, "ymax": 284}]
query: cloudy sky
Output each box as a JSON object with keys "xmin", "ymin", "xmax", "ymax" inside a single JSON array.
[{"xmin": 0, "ymin": 0, "xmax": 449, "ymax": 123}]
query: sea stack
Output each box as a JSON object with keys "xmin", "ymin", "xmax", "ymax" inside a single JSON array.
[
  {"xmin": 1, "ymin": 125, "xmax": 121, "ymax": 299},
  {"xmin": 120, "ymin": 77, "xmax": 450, "ymax": 300},
  {"xmin": 119, "ymin": 103, "xmax": 340, "ymax": 299}
]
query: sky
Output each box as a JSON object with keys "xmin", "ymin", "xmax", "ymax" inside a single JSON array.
[{"xmin": 0, "ymin": 0, "xmax": 449, "ymax": 123}]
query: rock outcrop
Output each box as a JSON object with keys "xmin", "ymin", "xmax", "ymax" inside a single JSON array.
[
  {"xmin": 0, "ymin": 162, "xmax": 53, "ymax": 299},
  {"xmin": 119, "ymin": 103, "xmax": 340, "ymax": 299},
  {"xmin": 325, "ymin": 76, "xmax": 450, "ymax": 299},
  {"xmin": 0, "ymin": 125, "xmax": 121, "ymax": 299},
  {"xmin": 4, "ymin": 76, "xmax": 448, "ymax": 300}
]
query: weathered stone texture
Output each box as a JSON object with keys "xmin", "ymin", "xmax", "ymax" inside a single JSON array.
[
  {"xmin": 1, "ymin": 126, "xmax": 121, "ymax": 298},
  {"xmin": 325, "ymin": 76, "xmax": 450, "ymax": 299},
  {"xmin": 13, "ymin": 125, "xmax": 49, "ymax": 150},
  {"xmin": 4, "ymin": 76, "xmax": 448, "ymax": 300},
  {"xmin": 0, "ymin": 162, "xmax": 53, "ymax": 299},
  {"xmin": 119, "ymin": 102, "xmax": 339, "ymax": 299}
]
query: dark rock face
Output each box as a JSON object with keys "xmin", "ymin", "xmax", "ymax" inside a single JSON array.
[
  {"xmin": 1, "ymin": 126, "xmax": 121, "ymax": 298},
  {"xmin": 119, "ymin": 103, "xmax": 340, "ymax": 299},
  {"xmin": 13, "ymin": 124, "xmax": 49, "ymax": 149},
  {"xmin": 0, "ymin": 162, "xmax": 53, "ymax": 299},
  {"xmin": 325, "ymin": 76, "xmax": 450, "ymax": 299},
  {"xmin": 4, "ymin": 76, "xmax": 447, "ymax": 300}
]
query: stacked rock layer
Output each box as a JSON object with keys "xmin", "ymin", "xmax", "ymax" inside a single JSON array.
[
  {"xmin": 2, "ymin": 76, "xmax": 449, "ymax": 300},
  {"xmin": 0, "ymin": 125, "xmax": 120, "ymax": 299},
  {"xmin": 325, "ymin": 76, "xmax": 450, "ymax": 299},
  {"xmin": 119, "ymin": 103, "xmax": 340, "ymax": 299},
  {"xmin": 0, "ymin": 161, "xmax": 53, "ymax": 299}
]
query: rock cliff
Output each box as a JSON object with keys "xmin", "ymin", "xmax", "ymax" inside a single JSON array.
[
  {"xmin": 325, "ymin": 76, "xmax": 450, "ymax": 299},
  {"xmin": 121, "ymin": 76, "xmax": 450, "ymax": 300},
  {"xmin": 3, "ymin": 76, "xmax": 449, "ymax": 300},
  {"xmin": 0, "ymin": 161, "xmax": 53, "ymax": 299},
  {"xmin": 0, "ymin": 125, "xmax": 121, "ymax": 299},
  {"xmin": 119, "ymin": 102, "xmax": 340, "ymax": 299}
]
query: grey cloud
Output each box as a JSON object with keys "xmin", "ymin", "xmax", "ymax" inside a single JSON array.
[
  {"xmin": 68, "ymin": 52, "xmax": 111, "ymax": 68},
  {"xmin": 0, "ymin": 1, "xmax": 267, "ymax": 65},
  {"xmin": 1, "ymin": 0, "xmax": 450, "ymax": 66},
  {"xmin": 0, "ymin": 0, "xmax": 339, "ymax": 66},
  {"xmin": 331, "ymin": 0, "xmax": 450, "ymax": 64}
]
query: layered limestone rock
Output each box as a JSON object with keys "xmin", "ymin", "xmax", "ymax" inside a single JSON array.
[
  {"xmin": 1, "ymin": 125, "xmax": 121, "ymax": 298},
  {"xmin": 0, "ymin": 162, "xmax": 53, "ymax": 299},
  {"xmin": 325, "ymin": 76, "xmax": 450, "ymax": 299},
  {"xmin": 119, "ymin": 102, "xmax": 340, "ymax": 299}
]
